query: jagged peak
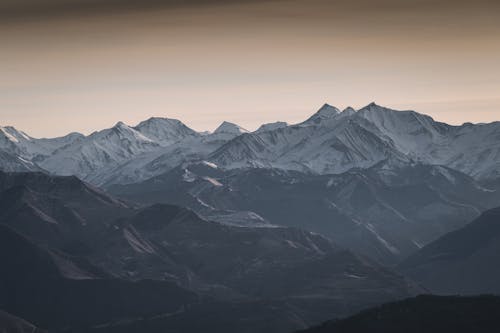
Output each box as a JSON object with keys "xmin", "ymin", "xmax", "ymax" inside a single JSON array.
[
  {"xmin": 113, "ymin": 121, "xmax": 129, "ymax": 129},
  {"xmin": 0, "ymin": 126, "xmax": 32, "ymax": 142},
  {"xmin": 361, "ymin": 102, "xmax": 385, "ymax": 111},
  {"xmin": 304, "ymin": 103, "xmax": 341, "ymax": 124},
  {"xmin": 214, "ymin": 121, "xmax": 248, "ymax": 134},
  {"xmin": 317, "ymin": 103, "xmax": 341, "ymax": 114}
]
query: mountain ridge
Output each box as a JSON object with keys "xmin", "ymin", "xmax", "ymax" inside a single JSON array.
[{"xmin": 2, "ymin": 103, "xmax": 500, "ymax": 185}]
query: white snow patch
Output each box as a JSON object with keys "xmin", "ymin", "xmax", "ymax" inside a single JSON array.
[
  {"xmin": 285, "ymin": 240, "xmax": 299, "ymax": 249},
  {"xmin": 0, "ymin": 127, "xmax": 19, "ymax": 143},
  {"xmin": 182, "ymin": 169, "xmax": 197, "ymax": 182},
  {"xmin": 17, "ymin": 156, "xmax": 34, "ymax": 165},
  {"xmin": 365, "ymin": 223, "xmax": 400, "ymax": 255},
  {"xmin": 202, "ymin": 161, "xmax": 218, "ymax": 169},
  {"xmin": 203, "ymin": 176, "xmax": 223, "ymax": 186},
  {"xmin": 412, "ymin": 239, "xmax": 423, "ymax": 249},
  {"xmin": 196, "ymin": 197, "xmax": 215, "ymax": 210},
  {"xmin": 123, "ymin": 228, "xmax": 156, "ymax": 254},
  {"xmin": 344, "ymin": 273, "xmax": 365, "ymax": 279}
]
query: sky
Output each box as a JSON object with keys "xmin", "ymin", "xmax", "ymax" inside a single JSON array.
[{"xmin": 1, "ymin": 0, "xmax": 499, "ymax": 138}]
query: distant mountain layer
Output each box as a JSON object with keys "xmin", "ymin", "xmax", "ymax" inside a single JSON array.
[
  {"xmin": 399, "ymin": 206, "xmax": 500, "ymax": 294},
  {"xmin": 2, "ymin": 103, "xmax": 500, "ymax": 185},
  {"xmin": 298, "ymin": 295, "xmax": 500, "ymax": 333}
]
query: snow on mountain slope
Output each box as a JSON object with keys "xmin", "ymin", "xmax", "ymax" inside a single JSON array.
[
  {"xmin": 39, "ymin": 122, "xmax": 161, "ymax": 181},
  {"xmin": 208, "ymin": 106, "xmax": 410, "ymax": 175},
  {"xmin": 206, "ymin": 103, "xmax": 500, "ymax": 180},
  {"xmin": 133, "ymin": 117, "xmax": 200, "ymax": 145},
  {"xmin": 354, "ymin": 103, "xmax": 500, "ymax": 179},
  {"xmin": 0, "ymin": 125, "xmax": 84, "ymax": 161},
  {"xmin": 214, "ymin": 121, "xmax": 248, "ymax": 135},
  {"xmin": 302, "ymin": 103, "xmax": 340, "ymax": 124},
  {"xmin": 0, "ymin": 150, "xmax": 42, "ymax": 172},
  {"xmin": 92, "ymin": 130, "xmax": 237, "ymax": 186},
  {"xmin": 3, "ymin": 103, "xmax": 500, "ymax": 183},
  {"xmin": 444, "ymin": 122, "xmax": 500, "ymax": 179}
]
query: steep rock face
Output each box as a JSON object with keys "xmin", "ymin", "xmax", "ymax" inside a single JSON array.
[{"xmin": 399, "ymin": 207, "xmax": 500, "ymax": 294}]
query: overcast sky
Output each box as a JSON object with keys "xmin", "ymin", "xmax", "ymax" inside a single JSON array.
[{"xmin": 1, "ymin": 0, "xmax": 499, "ymax": 137}]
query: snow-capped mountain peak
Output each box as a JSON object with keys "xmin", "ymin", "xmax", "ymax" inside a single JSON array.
[
  {"xmin": 361, "ymin": 102, "xmax": 382, "ymax": 110},
  {"xmin": 214, "ymin": 121, "xmax": 249, "ymax": 135},
  {"xmin": 0, "ymin": 126, "xmax": 32, "ymax": 143},
  {"xmin": 107, "ymin": 121, "xmax": 154, "ymax": 142},
  {"xmin": 3, "ymin": 102, "xmax": 500, "ymax": 184},
  {"xmin": 133, "ymin": 117, "xmax": 199, "ymax": 146},
  {"xmin": 304, "ymin": 103, "xmax": 341, "ymax": 124}
]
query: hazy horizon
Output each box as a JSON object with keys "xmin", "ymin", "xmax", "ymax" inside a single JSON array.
[{"xmin": 2, "ymin": 0, "xmax": 499, "ymax": 137}]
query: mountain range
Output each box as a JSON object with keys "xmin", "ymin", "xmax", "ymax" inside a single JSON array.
[
  {"xmin": 3, "ymin": 103, "xmax": 500, "ymax": 264},
  {"xmin": 2, "ymin": 103, "xmax": 500, "ymax": 332},
  {"xmin": 2, "ymin": 103, "xmax": 500, "ymax": 185}
]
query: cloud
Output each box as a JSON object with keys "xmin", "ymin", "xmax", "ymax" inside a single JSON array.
[
  {"xmin": 0, "ymin": 0, "xmax": 282, "ymax": 22},
  {"xmin": 3, "ymin": 0, "xmax": 500, "ymax": 23}
]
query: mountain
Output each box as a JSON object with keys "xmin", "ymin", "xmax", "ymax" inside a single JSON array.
[
  {"xmin": 0, "ymin": 150, "xmax": 42, "ymax": 172},
  {"xmin": 0, "ymin": 171, "xmax": 422, "ymax": 332},
  {"xmin": 214, "ymin": 121, "xmax": 249, "ymax": 135},
  {"xmin": 0, "ymin": 171, "xmax": 130, "ymax": 254},
  {"xmin": 133, "ymin": 117, "xmax": 200, "ymax": 145},
  {"xmin": 110, "ymin": 161, "xmax": 500, "ymax": 265},
  {"xmin": 0, "ymin": 125, "xmax": 84, "ymax": 159},
  {"xmin": 0, "ymin": 117, "xmax": 202, "ymax": 180},
  {"xmin": 297, "ymin": 295, "xmax": 500, "ymax": 333},
  {"xmin": 399, "ymin": 206, "xmax": 500, "ymax": 294},
  {"xmin": 203, "ymin": 103, "xmax": 500, "ymax": 179},
  {"xmin": 207, "ymin": 104, "xmax": 411, "ymax": 174},
  {"xmin": 3, "ymin": 103, "xmax": 500, "ymax": 185},
  {"xmin": 303, "ymin": 103, "xmax": 340, "ymax": 124},
  {"xmin": 0, "ymin": 310, "xmax": 46, "ymax": 333},
  {"xmin": 72, "ymin": 201, "xmax": 421, "ymax": 332},
  {"xmin": 0, "ymin": 224, "xmax": 198, "ymax": 331},
  {"xmin": 38, "ymin": 122, "xmax": 162, "ymax": 181},
  {"xmin": 256, "ymin": 121, "xmax": 288, "ymax": 133}
]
